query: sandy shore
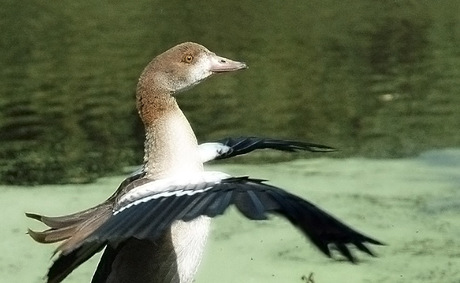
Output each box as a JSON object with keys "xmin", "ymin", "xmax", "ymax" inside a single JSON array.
[{"xmin": 2, "ymin": 149, "xmax": 459, "ymax": 282}]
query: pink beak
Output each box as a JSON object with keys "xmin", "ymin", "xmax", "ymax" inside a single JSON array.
[{"xmin": 209, "ymin": 54, "xmax": 247, "ymax": 73}]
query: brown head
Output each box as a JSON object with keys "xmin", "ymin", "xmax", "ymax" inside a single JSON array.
[{"xmin": 136, "ymin": 42, "xmax": 247, "ymax": 125}]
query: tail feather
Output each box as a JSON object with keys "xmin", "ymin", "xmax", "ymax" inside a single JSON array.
[
  {"xmin": 26, "ymin": 204, "xmax": 107, "ymax": 229},
  {"xmin": 26, "ymin": 204, "xmax": 112, "ymax": 253},
  {"xmin": 27, "ymin": 225, "xmax": 79, "ymax": 244},
  {"xmin": 57, "ymin": 205, "xmax": 112, "ymax": 254}
]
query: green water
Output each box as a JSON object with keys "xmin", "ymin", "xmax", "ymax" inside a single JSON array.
[
  {"xmin": 5, "ymin": 153, "xmax": 460, "ymax": 282},
  {"xmin": 1, "ymin": 0, "xmax": 459, "ymax": 184}
]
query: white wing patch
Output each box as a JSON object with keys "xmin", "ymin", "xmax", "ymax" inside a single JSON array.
[
  {"xmin": 198, "ymin": 142, "xmax": 232, "ymax": 163},
  {"xmin": 115, "ymin": 171, "xmax": 231, "ymax": 214}
]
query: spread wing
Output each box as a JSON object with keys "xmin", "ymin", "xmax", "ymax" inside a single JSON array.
[
  {"xmin": 103, "ymin": 176, "xmax": 381, "ymax": 258},
  {"xmin": 48, "ymin": 175, "xmax": 382, "ymax": 282},
  {"xmin": 199, "ymin": 136, "xmax": 336, "ymax": 162},
  {"xmin": 120, "ymin": 136, "xmax": 336, "ymax": 189}
]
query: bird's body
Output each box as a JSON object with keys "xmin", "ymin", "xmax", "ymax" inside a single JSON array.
[
  {"xmin": 93, "ymin": 42, "xmax": 247, "ymax": 283},
  {"xmin": 132, "ymin": 97, "xmax": 207, "ymax": 283},
  {"xmin": 27, "ymin": 42, "xmax": 382, "ymax": 283}
]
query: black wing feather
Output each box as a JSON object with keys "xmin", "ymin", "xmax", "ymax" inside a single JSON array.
[
  {"xmin": 176, "ymin": 191, "xmax": 213, "ymax": 221},
  {"xmin": 48, "ymin": 243, "xmax": 105, "ymax": 283},
  {"xmin": 48, "ymin": 176, "xmax": 383, "ymax": 282},
  {"xmin": 182, "ymin": 191, "xmax": 220, "ymax": 220},
  {"xmin": 83, "ymin": 178, "xmax": 381, "ymax": 262},
  {"xmin": 233, "ymin": 189, "xmax": 269, "ymax": 220},
  {"xmin": 204, "ymin": 190, "xmax": 233, "ymax": 217},
  {"xmin": 214, "ymin": 136, "xmax": 336, "ymax": 159},
  {"xmin": 130, "ymin": 197, "xmax": 180, "ymax": 238}
]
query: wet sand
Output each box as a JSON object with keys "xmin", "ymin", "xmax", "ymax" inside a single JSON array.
[{"xmin": 2, "ymin": 149, "xmax": 459, "ymax": 282}]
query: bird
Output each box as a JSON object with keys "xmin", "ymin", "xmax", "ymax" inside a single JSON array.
[{"xmin": 27, "ymin": 42, "xmax": 383, "ymax": 283}]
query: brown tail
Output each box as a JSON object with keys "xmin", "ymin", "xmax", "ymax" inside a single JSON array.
[{"xmin": 26, "ymin": 203, "xmax": 113, "ymax": 253}]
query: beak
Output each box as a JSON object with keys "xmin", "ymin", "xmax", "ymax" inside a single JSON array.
[{"xmin": 209, "ymin": 54, "xmax": 247, "ymax": 73}]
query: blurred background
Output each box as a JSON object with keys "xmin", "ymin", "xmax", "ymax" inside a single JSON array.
[{"xmin": 0, "ymin": 0, "xmax": 459, "ymax": 184}]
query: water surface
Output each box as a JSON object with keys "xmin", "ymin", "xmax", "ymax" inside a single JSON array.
[
  {"xmin": 3, "ymin": 150, "xmax": 459, "ymax": 282},
  {"xmin": 1, "ymin": 1, "xmax": 459, "ymax": 184}
]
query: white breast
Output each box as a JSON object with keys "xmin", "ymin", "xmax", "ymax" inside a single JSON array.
[{"xmin": 143, "ymin": 107, "xmax": 211, "ymax": 283}]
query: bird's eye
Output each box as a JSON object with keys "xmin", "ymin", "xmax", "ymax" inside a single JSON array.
[{"xmin": 183, "ymin": 54, "xmax": 194, "ymax": 63}]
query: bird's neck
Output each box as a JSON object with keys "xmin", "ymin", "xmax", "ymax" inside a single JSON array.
[{"xmin": 137, "ymin": 87, "xmax": 203, "ymax": 180}]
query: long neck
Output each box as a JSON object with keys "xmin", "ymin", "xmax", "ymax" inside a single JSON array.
[
  {"xmin": 137, "ymin": 80, "xmax": 202, "ymax": 180},
  {"xmin": 136, "ymin": 62, "xmax": 203, "ymax": 181},
  {"xmin": 143, "ymin": 103, "xmax": 203, "ymax": 179}
]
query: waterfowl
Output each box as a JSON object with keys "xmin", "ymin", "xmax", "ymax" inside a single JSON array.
[{"xmin": 27, "ymin": 42, "xmax": 382, "ymax": 283}]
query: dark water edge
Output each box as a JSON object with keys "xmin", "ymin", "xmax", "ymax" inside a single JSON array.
[{"xmin": 0, "ymin": 0, "xmax": 459, "ymax": 184}]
